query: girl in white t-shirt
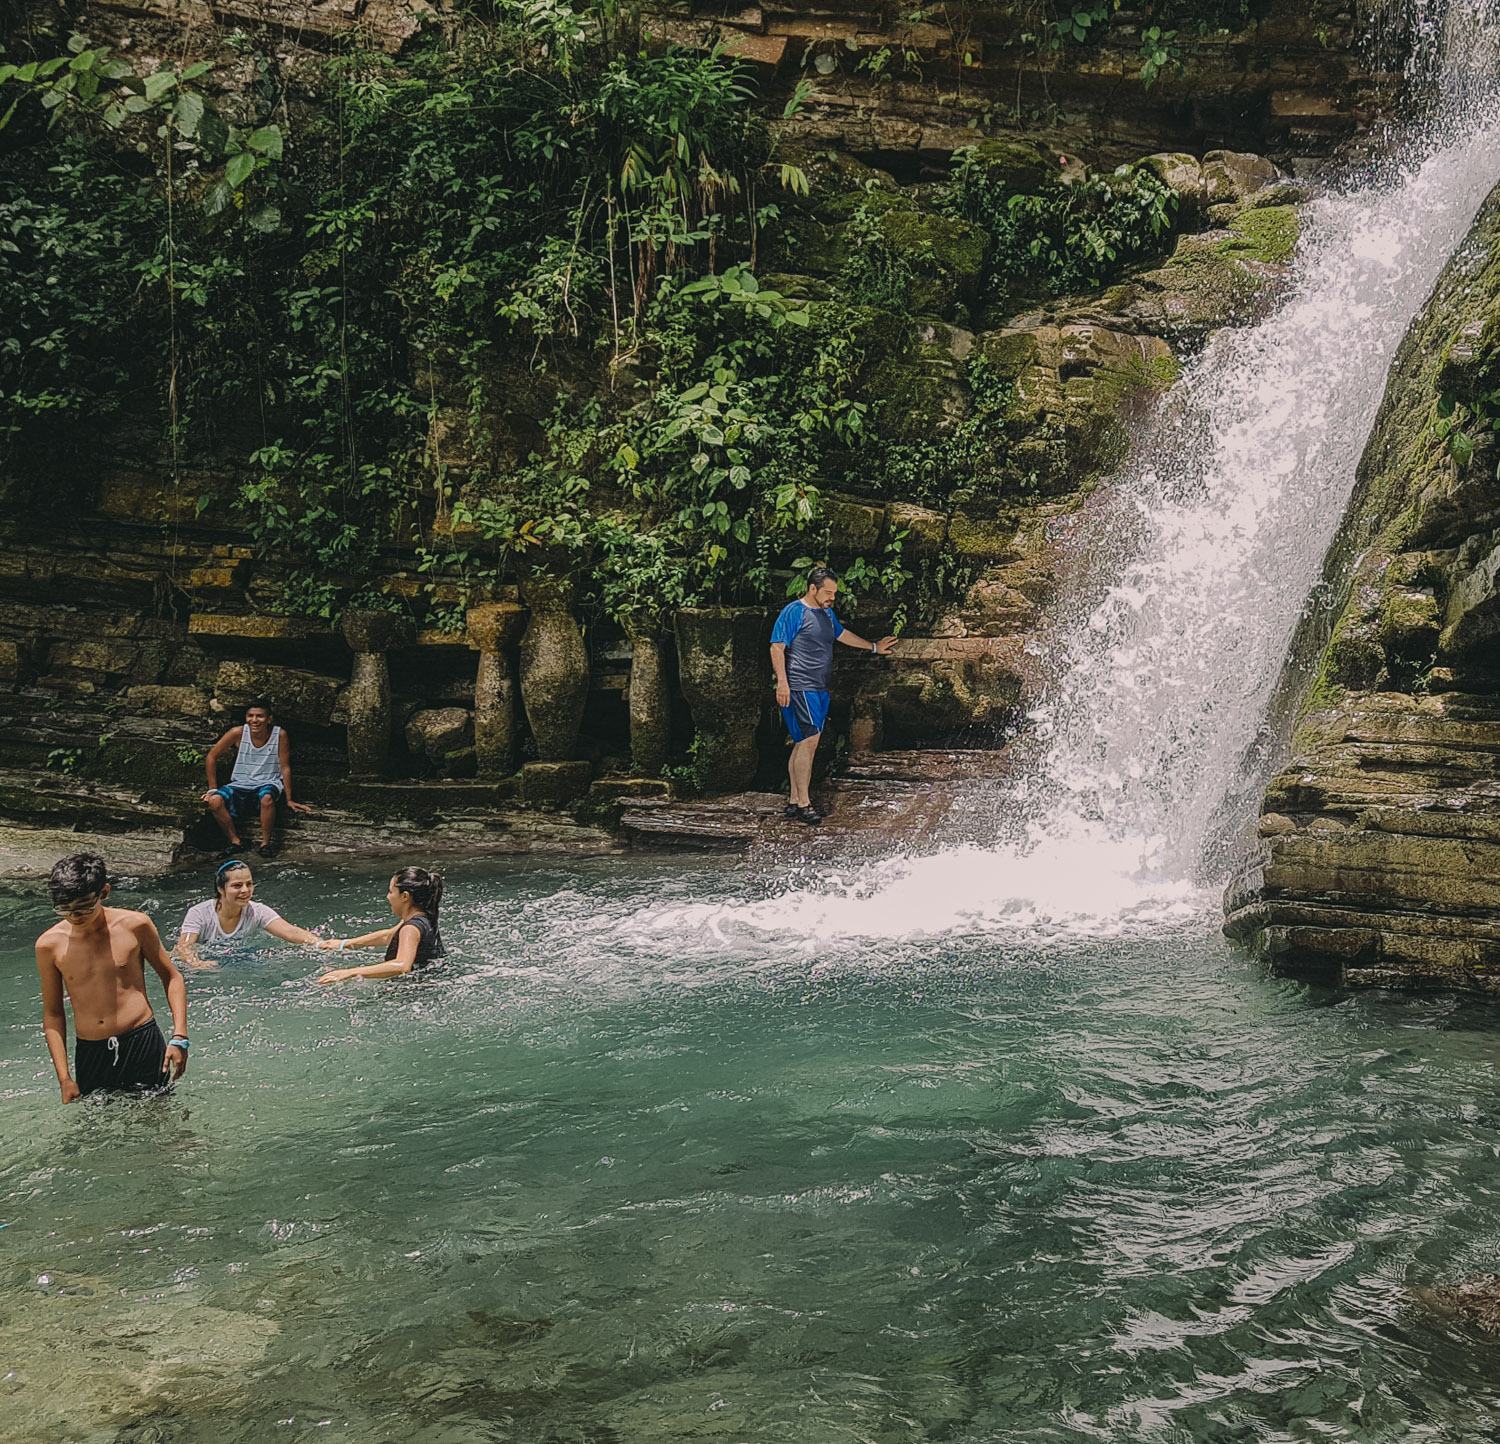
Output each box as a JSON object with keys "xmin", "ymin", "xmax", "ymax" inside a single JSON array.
[{"xmin": 174, "ymin": 860, "xmax": 323, "ymax": 969}]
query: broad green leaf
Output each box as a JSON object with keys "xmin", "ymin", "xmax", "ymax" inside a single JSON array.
[
  {"xmin": 37, "ymin": 57, "xmax": 68, "ymax": 77},
  {"xmin": 101, "ymin": 101, "xmax": 126, "ymax": 127},
  {"xmin": 180, "ymin": 60, "xmax": 214, "ymax": 80},
  {"xmin": 171, "ymin": 91, "xmax": 204, "ymax": 137},
  {"xmin": 143, "ymin": 69, "xmax": 177, "ymax": 102},
  {"xmin": 1449, "ymin": 430, "xmax": 1475, "ymax": 466},
  {"xmin": 123, "ymin": 93, "xmax": 150, "ymax": 113},
  {"xmin": 67, "ymin": 33, "xmax": 89, "ymax": 53},
  {"xmin": 101, "ymin": 59, "xmax": 133, "ymax": 79},
  {"xmin": 225, "ymin": 150, "xmax": 256, "ymax": 189},
  {"xmin": 197, "ymin": 107, "xmax": 229, "ymax": 153},
  {"xmin": 246, "ymin": 202, "xmax": 282, "ymax": 233},
  {"xmin": 203, "ymin": 177, "xmax": 232, "ymax": 216},
  {"xmin": 247, "ymin": 124, "xmax": 283, "ymax": 158}
]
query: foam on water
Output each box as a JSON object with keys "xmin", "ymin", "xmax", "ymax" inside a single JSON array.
[{"xmin": 625, "ymin": 824, "xmax": 1208, "ymax": 950}]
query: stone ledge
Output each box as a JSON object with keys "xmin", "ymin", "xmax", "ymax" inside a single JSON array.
[{"xmin": 190, "ymin": 614, "xmax": 332, "ymax": 641}]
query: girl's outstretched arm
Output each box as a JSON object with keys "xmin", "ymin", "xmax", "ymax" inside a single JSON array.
[
  {"xmin": 266, "ymin": 918, "xmax": 322, "ymax": 947},
  {"xmin": 317, "ymin": 924, "xmax": 418, "ymax": 983},
  {"xmin": 317, "ymin": 925, "xmax": 398, "ymax": 952}
]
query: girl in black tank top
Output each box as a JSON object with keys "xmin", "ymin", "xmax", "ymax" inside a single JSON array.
[{"xmin": 315, "ymin": 866, "xmax": 445, "ymax": 984}]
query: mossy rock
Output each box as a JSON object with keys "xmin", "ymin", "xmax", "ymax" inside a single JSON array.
[
  {"xmin": 875, "ymin": 210, "xmax": 989, "ymax": 319},
  {"xmin": 886, "ymin": 502, "xmax": 947, "ymax": 557},
  {"xmin": 777, "ymin": 147, "xmax": 898, "ymax": 209},
  {"xmin": 757, "ymin": 271, "xmax": 837, "ymax": 302},
  {"xmin": 814, "ymin": 188, "xmax": 916, "ymax": 225},
  {"xmin": 1219, "ymin": 205, "xmax": 1299, "ymax": 265},
  {"xmin": 820, "ymin": 494, "xmax": 884, "ymax": 551},
  {"xmin": 816, "ymin": 303, "xmax": 964, "ymax": 440},
  {"xmin": 1380, "ymin": 587, "xmax": 1441, "ymax": 658},
  {"xmin": 1437, "ymin": 311, "xmax": 1500, "ymax": 400},
  {"xmin": 976, "ymin": 330, "xmax": 1042, "ymax": 380},
  {"xmin": 1325, "ymin": 602, "xmax": 1386, "ymax": 690},
  {"xmin": 960, "ymin": 139, "xmax": 1055, "ymax": 197},
  {"xmin": 763, "ymin": 212, "xmax": 847, "ymax": 277},
  {"xmin": 1136, "ymin": 153, "xmax": 1204, "ymax": 206},
  {"xmin": 949, "ymin": 512, "xmax": 1021, "ymax": 561},
  {"xmin": 1128, "ymin": 231, "xmax": 1271, "ymax": 337}
]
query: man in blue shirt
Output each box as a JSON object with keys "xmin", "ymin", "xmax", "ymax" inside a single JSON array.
[{"xmin": 770, "ymin": 566, "xmax": 896, "ymax": 824}]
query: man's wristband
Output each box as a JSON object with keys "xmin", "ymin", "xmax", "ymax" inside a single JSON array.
[
  {"xmin": 870, "ymin": 641, "xmax": 878, "ymax": 654},
  {"xmin": 169, "ymin": 1037, "xmax": 189, "ymax": 1050}
]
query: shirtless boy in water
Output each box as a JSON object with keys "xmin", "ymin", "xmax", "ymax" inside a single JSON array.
[{"xmin": 35, "ymin": 853, "xmax": 189, "ymax": 1103}]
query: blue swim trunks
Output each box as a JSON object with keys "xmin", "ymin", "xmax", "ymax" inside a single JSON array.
[
  {"xmin": 214, "ymin": 783, "xmax": 282, "ymax": 819},
  {"xmin": 781, "ymin": 689, "xmax": 830, "ymax": 743}
]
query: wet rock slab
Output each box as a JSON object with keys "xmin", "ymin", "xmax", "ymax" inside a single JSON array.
[{"xmin": 616, "ymin": 749, "xmax": 1011, "ymax": 854}]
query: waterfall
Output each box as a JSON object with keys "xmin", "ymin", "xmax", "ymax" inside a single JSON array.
[
  {"xmin": 1016, "ymin": 0, "xmax": 1500, "ymax": 883},
  {"xmin": 628, "ymin": 0, "xmax": 1500, "ymax": 945}
]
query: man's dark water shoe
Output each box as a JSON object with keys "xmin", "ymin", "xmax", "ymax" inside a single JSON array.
[{"xmin": 792, "ymin": 806, "xmax": 823, "ymax": 826}]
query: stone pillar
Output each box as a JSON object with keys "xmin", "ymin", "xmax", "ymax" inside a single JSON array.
[
  {"xmin": 466, "ymin": 601, "xmax": 527, "ymax": 778},
  {"xmin": 622, "ymin": 614, "xmax": 671, "ymax": 777},
  {"xmin": 850, "ymin": 689, "xmax": 885, "ymax": 755},
  {"xmin": 339, "ymin": 610, "xmax": 413, "ymax": 778},
  {"xmin": 517, "ymin": 571, "xmax": 589, "ymax": 762},
  {"xmin": 673, "ymin": 607, "xmax": 768, "ymax": 792}
]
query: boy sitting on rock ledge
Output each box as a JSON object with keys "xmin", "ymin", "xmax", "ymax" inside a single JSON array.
[{"xmin": 202, "ymin": 699, "xmax": 312, "ymax": 859}]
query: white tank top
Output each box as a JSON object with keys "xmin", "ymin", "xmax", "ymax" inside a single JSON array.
[{"xmin": 229, "ymin": 725, "xmax": 282, "ymax": 789}]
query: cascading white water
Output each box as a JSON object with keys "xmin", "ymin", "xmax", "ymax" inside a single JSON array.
[
  {"xmin": 626, "ymin": 0, "xmax": 1500, "ymax": 947},
  {"xmin": 1027, "ymin": 11, "xmax": 1500, "ymax": 882}
]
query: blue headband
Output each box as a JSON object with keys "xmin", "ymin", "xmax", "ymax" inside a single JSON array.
[{"xmin": 215, "ymin": 859, "xmax": 250, "ymax": 877}]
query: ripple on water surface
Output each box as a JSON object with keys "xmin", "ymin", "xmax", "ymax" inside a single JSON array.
[{"xmin": 3, "ymin": 857, "xmax": 1500, "ymax": 1441}]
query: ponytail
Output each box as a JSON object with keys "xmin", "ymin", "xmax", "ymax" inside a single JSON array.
[{"xmin": 393, "ymin": 865, "xmax": 443, "ymax": 927}]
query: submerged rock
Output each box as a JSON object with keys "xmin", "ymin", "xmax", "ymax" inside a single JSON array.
[{"xmin": 1414, "ymin": 1276, "xmax": 1500, "ymax": 1333}]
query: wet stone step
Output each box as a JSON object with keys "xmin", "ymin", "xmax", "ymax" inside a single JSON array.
[{"xmin": 840, "ymin": 748, "xmax": 1013, "ymax": 784}]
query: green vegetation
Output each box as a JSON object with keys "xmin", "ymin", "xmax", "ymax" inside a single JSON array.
[
  {"xmin": 1433, "ymin": 321, "xmax": 1500, "ymax": 472},
  {"xmin": 1040, "ymin": 0, "xmax": 1260, "ymax": 87},
  {"xmin": 944, "ymin": 148, "xmax": 1179, "ymax": 299},
  {"xmin": 0, "ymin": 0, "xmax": 1217, "ymax": 635}
]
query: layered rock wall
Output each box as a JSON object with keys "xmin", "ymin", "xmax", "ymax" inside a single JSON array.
[{"xmin": 1225, "ymin": 175, "xmax": 1500, "ymax": 991}]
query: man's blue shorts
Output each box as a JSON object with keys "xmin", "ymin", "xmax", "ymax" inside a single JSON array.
[
  {"xmin": 213, "ymin": 784, "xmax": 282, "ymax": 819},
  {"xmin": 781, "ymin": 689, "xmax": 830, "ymax": 743}
]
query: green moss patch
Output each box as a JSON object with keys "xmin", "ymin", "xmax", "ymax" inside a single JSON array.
[{"xmin": 1219, "ymin": 205, "xmax": 1299, "ymax": 264}]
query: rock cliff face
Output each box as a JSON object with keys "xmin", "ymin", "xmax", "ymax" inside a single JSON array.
[
  {"xmin": 682, "ymin": 0, "xmax": 1406, "ymax": 164},
  {"xmin": 1225, "ymin": 176, "xmax": 1500, "ymax": 992}
]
